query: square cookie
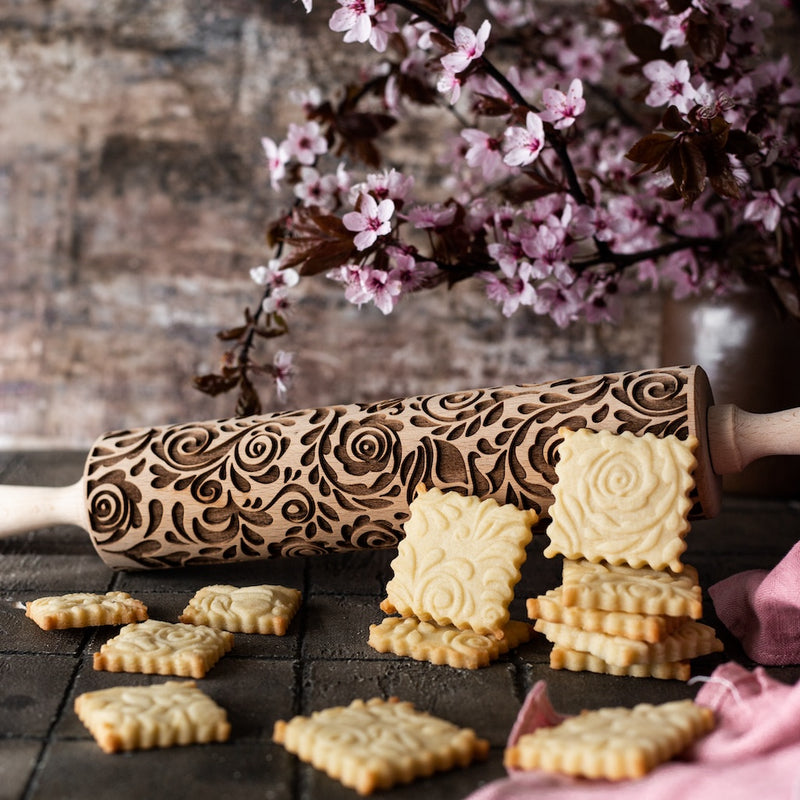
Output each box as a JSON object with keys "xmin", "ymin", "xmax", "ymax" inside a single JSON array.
[
  {"xmin": 505, "ymin": 699, "xmax": 714, "ymax": 778},
  {"xmin": 25, "ymin": 591, "xmax": 148, "ymax": 630},
  {"xmin": 274, "ymin": 697, "xmax": 489, "ymax": 795},
  {"xmin": 560, "ymin": 559, "xmax": 703, "ymax": 619},
  {"xmin": 545, "ymin": 428, "xmax": 697, "ymax": 572},
  {"xmin": 368, "ymin": 616, "xmax": 532, "ymax": 669},
  {"xmin": 179, "ymin": 584, "xmax": 302, "ymax": 635},
  {"xmin": 75, "ymin": 681, "xmax": 230, "ymax": 753},
  {"xmin": 381, "ymin": 485, "xmax": 537, "ymax": 637},
  {"xmin": 93, "ymin": 620, "xmax": 233, "ymax": 679}
]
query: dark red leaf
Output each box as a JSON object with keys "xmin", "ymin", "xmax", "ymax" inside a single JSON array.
[
  {"xmin": 670, "ymin": 140, "xmax": 707, "ymax": 206},
  {"xmin": 624, "ymin": 24, "xmax": 669, "ymax": 63},
  {"xmin": 216, "ymin": 325, "xmax": 247, "ymax": 342},
  {"xmin": 661, "ymin": 105, "xmax": 691, "ymax": 133},
  {"xmin": 625, "ymin": 132, "xmax": 676, "ymax": 170},
  {"xmin": 687, "ymin": 10, "xmax": 726, "ymax": 63},
  {"xmin": 193, "ymin": 373, "xmax": 241, "ymax": 397},
  {"xmin": 236, "ymin": 376, "xmax": 262, "ymax": 417}
]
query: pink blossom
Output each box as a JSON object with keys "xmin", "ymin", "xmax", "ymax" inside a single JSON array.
[
  {"xmin": 503, "ymin": 112, "xmax": 545, "ymax": 167},
  {"xmin": 262, "ymin": 292, "xmax": 292, "ymax": 315},
  {"xmin": 261, "ymin": 136, "xmax": 289, "ymax": 189},
  {"xmin": 389, "ymin": 255, "xmax": 438, "ymax": 292},
  {"xmin": 330, "ymin": 264, "xmax": 402, "ymax": 313},
  {"xmin": 272, "ymin": 351, "xmax": 295, "ymax": 401},
  {"xmin": 462, "ymin": 128, "xmax": 506, "ymax": 180},
  {"xmin": 539, "ymin": 79, "xmax": 586, "ymax": 129},
  {"xmin": 360, "ymin": 267, "xmax": 403, "ymax": 313},
  {"xmin": 743, "ymin": 189, "xmax": 784, "ymax": 232},
  {"xmin": 440, "ymin": 20, "xmax": 491, "ymax": 74},
  {"xmin": 532, "ymin": 282, "xmax": 581, "ymax": 327},
  {"xmin": 358, "ymin": 168, "xmax": 414, "ymax": 203},
  {"xmin": 437, "ymin": 69, "xmax": 462, "ymax": 104},
  {"xmin": 550, "ymin": 24, "xmax": 606, "ymax": 83},
  {"xmin": 343, "ymin": 194, "xmax": 395, "ymax": 250},
  {"xmin": 250, "ymin": 260, "xmax": 300, "ymax": 291},
  {"xmin": 480, "ymin": 271, "xmax": 536, "ymax": 316},
  {"xmin": 643, "ymin": 59, "xmax": 697, "ymax": 113},
  {"xmin": 368, "ymin": 8, "xmax": 399, "ymax": 53},
  {"xmin": 294, "ymin": 166, "xmax": 340, "ymax": 210},
  {"xmin": 404, "ymin": 203, "xmax": 457, "ymax": 229},
  {"xmin": 487, "ymin": 240, "xmax": 528, "ymax": 279},
  {"xmin": 285, "ymin": 121, "xmax": 328, "ymax": 165},
  {"xmin": 329, "ymin": 0, "xmax": 376, "ymax": 44}
]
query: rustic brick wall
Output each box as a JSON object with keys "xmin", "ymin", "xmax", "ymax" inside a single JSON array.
[{"xmin": 0, "ymin": 0, "xmax": 661, "ymax": 448}]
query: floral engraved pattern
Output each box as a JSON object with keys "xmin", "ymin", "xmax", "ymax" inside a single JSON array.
[{"xmin": 83, "ymin": 366, "xmax": 701, "ymax": 570}]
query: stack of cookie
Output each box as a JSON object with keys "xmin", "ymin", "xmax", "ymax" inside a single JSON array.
[
  {"xmin": 368, "ymin": 484, "xmax": 537, "ymax": 670},
  {"xmin": 527, "ymin": 427, "xmax": 723, "ymax": 680}
]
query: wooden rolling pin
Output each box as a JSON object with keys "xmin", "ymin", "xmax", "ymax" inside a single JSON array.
[{"xmin": 0, "ymin": 365, "xmax": 796, "ymax": 570}]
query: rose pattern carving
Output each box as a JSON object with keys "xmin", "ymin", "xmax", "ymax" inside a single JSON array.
[{"xmin": 83, "ymin": 366, "xmax": 702, "ymax": 569}]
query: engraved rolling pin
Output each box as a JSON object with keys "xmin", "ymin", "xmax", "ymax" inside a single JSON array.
[{"xmin": 0, "ymin": 365, "xmax": 796, "ymax": 570}]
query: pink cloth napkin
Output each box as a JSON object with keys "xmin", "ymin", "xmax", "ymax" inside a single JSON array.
[
  {"xmin": 465, "ymin": 662, "xmax": 800, "ymax": 800},
  {"xmin": 709, "ymin": 539, "xmax": 800, "ymax": 665}
]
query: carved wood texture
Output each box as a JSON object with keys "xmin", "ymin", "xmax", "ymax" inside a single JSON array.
[{"xmin": 83, "ymin": 366, "xmax": 704, "ymax": 569}]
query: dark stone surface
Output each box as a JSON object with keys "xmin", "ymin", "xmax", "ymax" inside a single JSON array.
[{"xmin": 2, "ymin": 451, "xmax": 800, "ymax": 799}]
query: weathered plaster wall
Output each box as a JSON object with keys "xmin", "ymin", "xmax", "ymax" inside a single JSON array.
[{"xmin": 0, "ymin": 0, "xmax": 661, "ymax": 448}]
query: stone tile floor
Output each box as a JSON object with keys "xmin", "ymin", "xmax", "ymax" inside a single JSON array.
[{"xmin": 1, "ymin": 451, "xmax": 799, "ymax": 799}]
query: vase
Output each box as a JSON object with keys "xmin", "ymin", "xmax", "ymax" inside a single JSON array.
[{"xmin": 660, "ymin": 287, "xmax": 800, "ymax": 497}]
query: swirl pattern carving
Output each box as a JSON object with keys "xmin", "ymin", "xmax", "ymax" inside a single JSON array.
[{"xmin": 83, "ymin": 366, "xmax": 704, "ymax": 569}]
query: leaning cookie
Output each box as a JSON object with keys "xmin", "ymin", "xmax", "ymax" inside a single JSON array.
[
  {"xmin": 274, "ymin": 697, "xmax": 489, "ymax": 796},
  {"xmin": 179, "ymin": 584, "xmax": 302, "ymax": 635},
  {"xmin": 75, "ymin": 681, "xmax": 230, "ymax": 753},
  {"xmin": 25, "ymin": 591, "xmax": 148, "ymax": 631},
  {"xmin": 368, "ymin": 617, "xmax": 532, "ymax": 669}
]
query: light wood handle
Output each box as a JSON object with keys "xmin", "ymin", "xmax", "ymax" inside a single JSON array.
[
  {"xmin": 0, "ymin": 482, "xmax": 89, "ymax": 539},
  {"xmin": 708, "ymin": 404, "xmax": 800, "ymax": 474}
]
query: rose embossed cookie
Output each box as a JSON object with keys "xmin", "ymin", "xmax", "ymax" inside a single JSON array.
[
  {"xmin": 93, "ymin": 620, "xmax": 233, "ymax": 679},
  {"xmin": 544, "ymin": 428, "xmax": 698, "ymax": 573},
  {"xmin": 25, "ymin": 591, "xmax": 148, "ymax": 630},
  {"xmin": 179, "ymin": 584, "xmax": 301, "ymax": 635}
]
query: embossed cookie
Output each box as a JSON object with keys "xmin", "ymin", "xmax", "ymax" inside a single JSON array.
[
  {"xmin": 504, "ymin": 699, "xmax": 714, "ymax": 778},
  {"xmin": 549, "ymin": 646, "xmax": 692, "ymax": 681},
  {"xmin": 179, "ymin": 584, "xmax": 301, "ymax": 635},
  {"xmin": 75, "ymin": 681, "xmax": 230, "ymax": 753},
  {"xmin": 535, "ymin": 618, "xmax": 723, "ymax": 667},
  {"xmin": 273, "ymin": 697, "xmax": 489, "ymax": 795},
  {"xmin": 545, "ymin": 428, "xmax": 697, "ymax": 572},
  {"xmin": 25, "ymin": 591, "xmax": 148, "ymax": 631},
  {"xmin": 561, "ymin": 559, "xmax": 703, "ymax": 619},
  {"xmin": 368, "ymin": 617, "xmax": 532, "ymax": 669},
  {"xmin": 527, "ymin": 587, "xmax": 685, "ymax": 643},
  {"xmin": 381, "ymin": 485, "xmax": 537, "ymax": 637},
  {"xmin": 93, "ymin": 620, "xmax": 233, "ymax": 679}
]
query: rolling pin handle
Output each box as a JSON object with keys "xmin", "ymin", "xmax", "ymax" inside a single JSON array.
[
  {"xmin": 0, "ymin": 481, "xmax": 88, "ymax": 539},
  {"xmin": 708, "ymin": 404, "xmax": 800, "ymax": 475}
]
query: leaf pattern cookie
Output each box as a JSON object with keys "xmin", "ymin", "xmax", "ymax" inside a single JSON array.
[
  {"xmin": 75, "ymin": 681, "xmax": 230, "ymax": 753},
  {"xmin": 381, "ymin": 485, "xmax": 537, "ymax": 637}
]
